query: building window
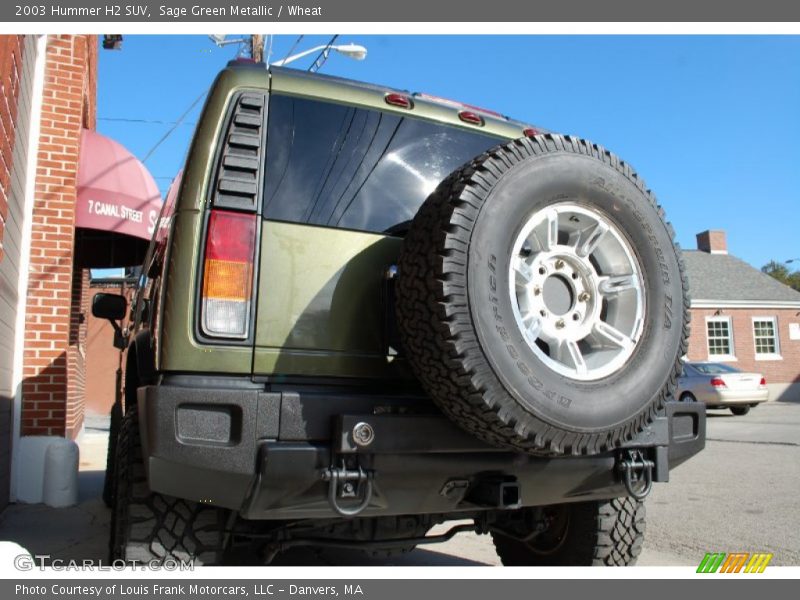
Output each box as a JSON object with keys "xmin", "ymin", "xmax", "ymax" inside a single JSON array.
[
  {"xmin": 753, "ymin": 317, "xmax": 781, "ymax": 359},
  {"xmin": 706, "ymin": 316, "xmax": 735, "ymax": 360}
]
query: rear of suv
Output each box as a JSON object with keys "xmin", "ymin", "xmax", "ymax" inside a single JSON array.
[{"xmin": 93, "ymin": 61, "xmax": 705, "ymax": 566}]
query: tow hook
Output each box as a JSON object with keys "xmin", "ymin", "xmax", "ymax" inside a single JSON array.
[
  {"xmin": 617, "ymin": 449, "xmax": 654, "ymax": 500},
  {"xmin": 321, "ymin": 459, "xmax": 374, "ymax": 517}
]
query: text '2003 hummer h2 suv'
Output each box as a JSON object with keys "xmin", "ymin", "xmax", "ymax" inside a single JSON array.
[{"xmin": 92, "ymin": 61, "xmax": 704, "ymax": 566}]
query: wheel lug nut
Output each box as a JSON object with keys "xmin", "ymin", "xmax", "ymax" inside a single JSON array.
[
  {"xmin": 554, "ymin": 259, "xmax": 565, "ymax": 270},
  {"xmin": 572, "ymin": 313, "xmax": 580, "ymax": 321},
  {"xmin": 533, "ymin": 286, "xmax": 541, "ymax": 296},
  {"xmin": 555, "ymin": 319, "xmax": 565, "ymax": 329},
  {"xmin": 538, "ymin": 266, "xmax": 547, "ymax": 275},
  {"xmin": 578, "ymin": 292, "xmax": 591, "ymax": 302}
]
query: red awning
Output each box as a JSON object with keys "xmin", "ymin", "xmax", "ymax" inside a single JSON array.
[
  {"xmin": 76, "ymin": 129, "xmax": 162, "ymax": 240},
  {"xmin": 74, "ymin": 129, "xmax": 163, "ymax": 267}
]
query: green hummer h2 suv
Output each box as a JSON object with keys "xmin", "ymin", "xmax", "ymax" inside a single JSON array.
[{"xmin": 93, "ymin": 61, "xmax": 704, "ymax": 566}]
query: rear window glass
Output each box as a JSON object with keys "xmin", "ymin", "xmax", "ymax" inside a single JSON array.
[
  {"xmin": 262, "ymin": 94, "xmax": 503, "ymax": 234},
  {"xmin": 689, "ymin": 363, "xmax": 740, "ymax": 375}
]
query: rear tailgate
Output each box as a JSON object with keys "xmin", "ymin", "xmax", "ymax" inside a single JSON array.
[{"xmin": 721, "ymin": 372, "xmax": 763, "ymax": 391}]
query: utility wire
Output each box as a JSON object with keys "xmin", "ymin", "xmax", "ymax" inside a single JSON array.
[
  {"xmin": 140, "ymin": 91, "xmax": 206, "ymax": 164},
  {"xmin": 99, "ymin": 117, "xmax": 196, "ymax": 126},
  {"xmin": 263, "ymin": 34, "xmax": 273, "ymax": 64},
  {"xmin": 308, "ymin": 34, "xmax": 339, "ymax": 73},
  {"xmin": 279, "ymin": 34, "xmax": 304, "ymax": 66}
]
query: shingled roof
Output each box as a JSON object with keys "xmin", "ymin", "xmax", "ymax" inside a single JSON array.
[{"xmin": 682, "ymin": 250, "xmax": 800, "ymax": 304}]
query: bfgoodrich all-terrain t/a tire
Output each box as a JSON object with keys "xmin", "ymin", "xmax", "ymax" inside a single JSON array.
[
  {"xmin": 491, "ymin": 498, "xmax": 646, "ymax": 566},
  {"xmin": 396, "ymin": 134, "xmax": 689, "ymax": 456},
  {"xmin": 110, "ymin": 408, "xmax": 229, "ymax": 565}
]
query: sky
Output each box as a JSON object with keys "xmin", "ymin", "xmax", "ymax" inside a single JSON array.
[{"xmin": 97, "ymin": 35, "xmax": 800, "ymax": 271}]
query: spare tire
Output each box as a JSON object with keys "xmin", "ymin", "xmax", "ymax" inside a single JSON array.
[{"xmin": 396, "ymin": 134, "xmax": 688, "ymax": 456}]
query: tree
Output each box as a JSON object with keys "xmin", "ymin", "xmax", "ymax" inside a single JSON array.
[{"xmin": 762, "ymin": 261, "xmax": 800, "ymax": 292}]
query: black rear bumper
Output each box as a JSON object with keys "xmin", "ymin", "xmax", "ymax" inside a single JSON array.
[{"xmin": 137, "ymin": 382, "xmax": 705, "ymax": 519}]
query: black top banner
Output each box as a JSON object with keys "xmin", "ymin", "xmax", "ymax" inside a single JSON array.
[{"xmin": 3, "ymin": 0, "xmax": 800, "ymax": 22}]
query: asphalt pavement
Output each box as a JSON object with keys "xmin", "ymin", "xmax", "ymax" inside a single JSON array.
[
  {"xmin": 642, "ymin": 402, "xmax": 800, "ymax": 566},
  {"xmin": 0, "ymin": 402, "xmax": 797, "ymax": 567}
]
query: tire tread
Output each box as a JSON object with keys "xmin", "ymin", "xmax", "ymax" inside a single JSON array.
[
  {"xmin": 492, "ymin": 497, "xmax": 646, "ymax": 566},
  {"xmin": 110, "ymin": 408, "xmax": 227, "ymax": 565},
  {"xmin": 396, "ymin": 134, "xmax": 691, "ymax": 455}
]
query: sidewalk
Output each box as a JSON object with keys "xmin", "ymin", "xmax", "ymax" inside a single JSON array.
[{"xmin": 0, "ymin": 414, "xmax": 111, "ymax": 561}]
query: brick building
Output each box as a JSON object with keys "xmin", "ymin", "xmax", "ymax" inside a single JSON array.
[
  {"xmin": 684, "ymin": 230, "xmax": 800, "ymax": 402},
  {"xmin": 22, "ymin": 35, "xmax": 97, "ymax": 442},
  {"xmin": 85, "ymin": 277, "xmax": 136, "ymax": 417},
  {"xmin": 0, "ymin": 35, "xmax": 157, "ymax": 509}
]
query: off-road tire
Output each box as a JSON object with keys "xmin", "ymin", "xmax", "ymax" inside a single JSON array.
[
  {"xmin": 730, "ymin": 406, "xmax": 750, "ymax": 416},
  {"xmin": 491, "ymin": 497, "xmax": 645, "ymax": 566},
  {"xmin": 396, "ymin": 134, "xmax": 689, "ymax": 455},
  {"xmin": 109, "ymin": 407, "xmax": 229, "ymax": 565},
  {"xmin": 102, "ymin": 399, "xmax": 122, "ymax": 508},
  {"xmin": 106, "ymin": 347, "xmax": 142, "ymax": 507}
]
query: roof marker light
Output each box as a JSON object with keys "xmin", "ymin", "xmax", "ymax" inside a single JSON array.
[
  {"xmin": 385, "ymin": 93, "xmax": 413, "ymax": 110},
  {"xmin": 458, "ymin": 111, "xmax": 484, "ymax": 126}
]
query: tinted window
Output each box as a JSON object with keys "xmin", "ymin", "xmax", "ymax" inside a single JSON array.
[{"xmin": 263, "ymin": 94, "xmax": 502, "ymax": 234}]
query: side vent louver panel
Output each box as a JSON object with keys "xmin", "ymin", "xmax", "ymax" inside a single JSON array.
[{"xmin": 213, "ymin": 92, "xmax": 266, "ymax": 211}]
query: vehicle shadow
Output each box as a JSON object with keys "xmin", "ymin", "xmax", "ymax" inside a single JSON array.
[
  {"xmin": 704, "ymin": 412, "xmax": 735, "ymax": 418},
  {"xmin": 270, "ymin": 546, "xmax": 491, "ymax": 566}
]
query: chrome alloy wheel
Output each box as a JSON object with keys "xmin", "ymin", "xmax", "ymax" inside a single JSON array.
[{"xmin": 509, "ymin": 203, "xmax": 645, "ymax": 381}]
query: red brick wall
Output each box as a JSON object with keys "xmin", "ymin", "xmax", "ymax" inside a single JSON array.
[
  {"xmin": 687, "ymin": 307, "xmax": 800, "ymax": 386},
  {"xmin": 66, "ymin": 268, "xmax": 89, "ymax": 439},
  {"xmin": 21, "ymin": 35, "xmax": 97, "ymax": 438},
  {"xmin": 86, "ymin": 284, "xmax": 136, "ymax": 416},
  {"xmin": 0, "ymin": 35, "xmax": 26, "ymax": 263}
]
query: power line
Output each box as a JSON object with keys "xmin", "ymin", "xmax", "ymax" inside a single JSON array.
[
  {"xmin": 263, "ymin": 34, "xmax": 273, "ymax": 64},
  {"xmin": 279, "ymin": 34, "xmax": 304, "ymax": 66},
  {"xmin": 140, "ymin": 91, "xmax": 206, "ymax": 164},
  {"xmin": 99, "ymin": 117, "xmax": 197, "ymax": 126},
  {"xmin": 308, "ymin": 34, "xmax": 339, "ymax": 73}
]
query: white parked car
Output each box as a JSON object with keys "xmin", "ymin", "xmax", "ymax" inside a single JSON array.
[{"xmin": 677, "ymin": 362, "xmax": 769, "ymax": 416}]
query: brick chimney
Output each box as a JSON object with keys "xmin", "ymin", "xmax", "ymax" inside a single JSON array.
[{"xmin": 696, "ymin": 230, "xmax": 727, "ymax": 254}]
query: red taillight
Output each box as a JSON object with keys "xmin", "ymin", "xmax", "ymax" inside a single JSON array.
[
  {"xmin": 523, "ymin": 127, "xmax": 540, "ymax": 138},
  {"xmin": 759, "ymin": 377, "xmax": 767, "ymax": 387},
  {"xmin": 458, "ymin": 110, "xmax": 484, "ymax": 126},
  {"xmin": 385, "ymin": 93, "xmax": 413, "ymax": 110},
  {"xmin": 201, "ymin": 210, "xmax": 256, "ymax": 339},
  {"xmin": 710, "ymin": 377, "xmax": 727, "ymax": 388}
]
